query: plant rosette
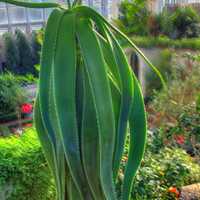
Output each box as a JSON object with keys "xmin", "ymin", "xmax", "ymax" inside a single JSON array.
[{"xmin": 0, "ymin": 0, "xmax": 164, "ymax": 199}]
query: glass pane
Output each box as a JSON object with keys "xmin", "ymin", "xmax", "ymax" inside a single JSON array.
[
  {"xmin": 29, "ymin": 9, "xmax": 43, "ymax": 22},
  {"xmin": 31, "ymin": 24, "xmax": 43, "ymax": 31},
  {"xmin": 0, "ymin": 27, "xmax": 8, "ymax": 35},
  {"xmin": 9, "ymin": 7, "xmax": 26, "ymax": 23},
  {"xmin": 0, "ymin": 8, "xmax": 8, "ymax": 24},
  {"xmin": 0, "ymin": 3, "xmax": 6, "ymax": 8}
]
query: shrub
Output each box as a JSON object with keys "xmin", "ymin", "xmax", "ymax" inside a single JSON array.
[
  {"xmin": 147, "ymin": 52, "xmax": 200, "ymax": 160},
  {"xmin": 15, "ymin": 29, "xmax": 35, "ymax": 75},
  {"xmin": 3, "ymin": 33, "xmax": 20, "ymax": 74},
  {"xmin": 117, "ymin": 132, "xmax": 200, "ymax": 200},
  {"xmin": 170, "ymin": 7, "xmax": 200, "ymax": 39},
  {"xmin": 0, "ymin": 73, "xmax": 28, "ymax": 122},
  {"xmin": 0, "ymin": 128, "xmax": 56, "ymax": 200},
  {"xmin": 116, "ymin": 0, "xmax": 149, "ymax": 35},
  {"xmin": 31, "ymin": 31, "xmax": 41, "ymax": 66},
  {"xmin": 130, "ymin": 147, "xmax": 200, "ymax": 200},
  {"xmin": 30, "ymin": 31, "xmax": 41, "ymax": 77}
]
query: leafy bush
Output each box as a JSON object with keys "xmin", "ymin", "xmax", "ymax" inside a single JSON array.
[
  {"xmin": 171, "ymin": 7, "xmax": 200, "ymax": 39},
  {"xmin": 0, "ymin": 128, "xmax": 55, "ymax": 200},
  {"xmin": 0, "ymin": 73, "xmax": 27, "ymax": 121},
  {"xmin": 117, "ymin": 3, "xmax": 200, "ymax": 39},
  {"xmin": 117, "ymin": 131, "xmax": 200, "ymax": 200},
  {"xmin": 147, "ymin": 52, "xmax": 200, "ymax": 160},
  {"xmin": 30, "ymin": 31, "xmax": 41, "ymax": 78},
  {"xmin": 149, "ymin": 52, "xmax": 200, "ymax": 123},
  {"xmin": 130, "ymin": 147, "xmax": 200, "ymax": 200},
  {"xmin": 147, "ymin": 13, "xmax": 163, "ymax": 37},
  {"xmin": 31, "ymin": 31, "xmax": 41, "ymax": 66},
  {"xmin": 116, "ymin": 0, "xmax": 149, "ymax": 35},
  {"xmin": 1, "ymin": 128, "xmax": 199, "ymax": 200},
  {"xmin": 15, "ymin": 29, "xmax": 35, "ymax": 75},
  {"xmin": 3, "ymin": 33, "xmax": 20, "ymax": 74}
]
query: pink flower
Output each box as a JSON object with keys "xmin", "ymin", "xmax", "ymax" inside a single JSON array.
[{"xmin": 21, "ymin": 103, "xmax": 33, "ymax": 114}]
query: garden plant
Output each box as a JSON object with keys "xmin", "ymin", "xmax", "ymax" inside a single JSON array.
[{"xmin": 0, "ymin": 0, "xmax": 163, "ymax": 199}]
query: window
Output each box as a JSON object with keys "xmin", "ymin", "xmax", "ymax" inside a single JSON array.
[
  {"xmin": 29, "ymin": 8, "xmax": 43, "ymax": 22},
  {"xmin": 9, "ymin": 6, "xmax": 26, "ymax": 23}
]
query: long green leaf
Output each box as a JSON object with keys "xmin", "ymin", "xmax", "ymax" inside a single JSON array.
[
  {"xmin": 122, "ymin": 75, "xmax": 147, "ymax": 200},
  {"xmin": 37, "ymin": 8, "xmax": 64, "ymax": 200},
  {"xmin": 81, "ymin": 64, "xmax": 106, "ymax": 200},
  {"xmin": 77, "ymin": 18, "xmax": 117, "ymax": 200},
  {"xmin": 102, "ymin": 25, "xmax": 134, "ymax": 180},
  {"xmin": 34, "ymin": 97, "xmax": 58, "ymax": 184},
  {"xmin": 52, "ymin": 12, "xmax": 92, "ymax": 199},
  {"xmin": 0, "ymin": 0, "xmax": 60, "ymax": 8}
]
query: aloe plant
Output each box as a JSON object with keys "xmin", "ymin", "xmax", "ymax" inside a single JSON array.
[{"xmin": 0, "ymin": 0, "xmax": 164, "ymax": 199}]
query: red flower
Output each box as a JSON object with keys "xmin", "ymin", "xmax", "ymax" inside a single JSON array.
[
  {"xmin": 21, "ymin": 103, "xmax": 33, "ymax": 114},
  {"xmin": 174, "ymin": 135, "xmax": 185, "ymax": 145}
]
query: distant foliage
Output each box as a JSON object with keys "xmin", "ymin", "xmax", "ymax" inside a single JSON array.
[
  {"xmin": 15, "ymin": 29, "xmax": 35, "ymax": 75},
  {"xmin": 1, "ymin": 30, "xmax": 41, "ymax": 76},
  {"xmin": 31, "ymin": 31, "xmax": 41, "ymax": 69},
  {"xmin": 0, "ymin": 73, "xmax": 27, "ymax": 121},
  {"xmin": 3, "ymin": 32, "xmax": 20, "ymax": 73},
  {"xmin": 116, "ymin": 3, "xmax": 200, "ymax": 39},
  {"xmin": 171, "ymin": 7, "xmax": 200, "ymax": 39},
  {"xmin": 116, "ymin": 0, "xmax": 149, "ymax": 35},
  {"xmin": 147, "ymin": 52, "xmax": 200, "ymax": 161}
]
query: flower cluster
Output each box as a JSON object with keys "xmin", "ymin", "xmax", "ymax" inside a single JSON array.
[{"xmin": 21, "ymin": 103, "xmax": 33, "ymax": 114}]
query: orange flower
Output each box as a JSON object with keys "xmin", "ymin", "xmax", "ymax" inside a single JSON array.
[{"xmin": 168, "ymin": 187, "xmax": 180, "ymax": 198}]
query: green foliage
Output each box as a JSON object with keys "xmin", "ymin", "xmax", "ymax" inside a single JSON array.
[
  {"xmin": 117, "ymin": 3, "xmax": 200, "ymax": 39},
  {"xmin": 171, "ymin": 7, "xmax": 200, "ymax": 39},
  {"xmin": 15, "ymin": 29, "xmax": 35, "ymax": 75},
  {"xmin": 148, "ymin": 52, "xmax": 200, "ymax": 160},
  {"xmin": 0, "ymin": 73, "xmax": 27, "ymax": 121},
  {"xmin": 3, "ymin": 32, "xmax": 20, "ymax": 73},
  {"xmin": 31, "ymin": 31, "xmax": 41, "ymax": 66},
  {"xmin": 30, "ymin": 31, "xmax": 41, "ymax": 77},
  {"xmin": 1, "ymin": 128, "xmax": 199, "ymax": 200},
  {"xmin": 130, "ymin": 147, "xmax": 200, "ymax": 200},
  {"xmin": 116, "ymin": 0, "xmax": 149, "ymax": 35},
  {"xmin": 0, "ymin": 128, "xmax": 56, "ymax": 200}
]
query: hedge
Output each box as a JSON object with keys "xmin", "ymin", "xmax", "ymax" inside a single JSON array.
[
  {"xmin": 123, "ymin": 36, "xmax": 200, "ymax": 50},
  {"xmin": 1, "ymin": 128, "xmax": 200, "ymax": 200},
  {"xmin": 0, "ymin": 128, "xmax": 56, "ymax": 200}
]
